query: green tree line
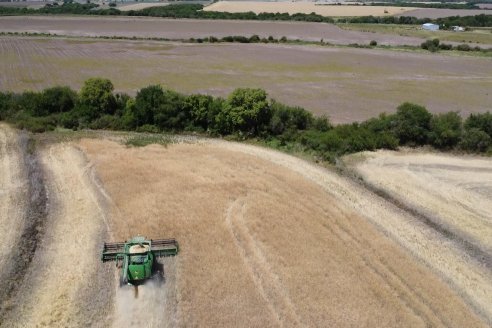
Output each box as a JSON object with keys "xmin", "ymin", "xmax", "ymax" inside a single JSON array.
[
  {"xmin": 0, "ymin": 78, "xmax": 491, "ymax": 160},
  {"xmin": 1, "ymin": 3, "xmax": 491, "ymax": 27},
  {"xmin": 337, "ymin": 13, "xmax": 492, "ymax": 28}
]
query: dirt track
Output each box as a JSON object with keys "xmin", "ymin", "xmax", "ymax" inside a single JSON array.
[
  {"xmin": 0, "ymin": 124, "xmax": 29, "ymax": 311},
  {"xmin": 0, "ymin": 126, "xmax": 490, "ymax": 326},
  {"xmin": 1, "ymin": 141, "xmax": 113, "ymax": 327}
]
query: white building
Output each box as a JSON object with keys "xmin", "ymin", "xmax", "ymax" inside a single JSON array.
[{"xmin": 422, "ymin": 23, "xmax": 439, "ymax": 31}]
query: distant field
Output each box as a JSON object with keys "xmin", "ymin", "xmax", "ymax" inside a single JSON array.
[
  {"xmin": 401, "ymin": 8, "xmax": 492, "ymax": 18},
  {"xmin": 0, "ymin": 16, "xmax": 427, "ymax": 45},
  {"xmin": 204, "ymin": 1, "xmax": 415, "ymax": 16},
  {"xmin": 0, "ymin": 36, "xmax": 491, "ymax": 123},
  {"xmin": 117, "ymin": 2, "xmax": 169, "ymax": 12},
  {"xmin": 339, "ymin": 24, "xmax": 492, "ymax": 45}
]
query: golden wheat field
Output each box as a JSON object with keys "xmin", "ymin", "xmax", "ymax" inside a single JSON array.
[
  {"xmin": 204, "ymin": 2, "xmax": 414, "ymax": 16},
  {"xmin": 1, "ymin": 123, "xmax": 491, "ymax": 326}
]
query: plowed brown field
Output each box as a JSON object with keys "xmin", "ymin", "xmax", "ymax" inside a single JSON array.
[
  {"xmin": 1, "ymin": 37, "xmax": 491, "ymax": 123},
  {"xmin": 0, "ymin": 125, "xmax": 490, "ymax": 327}
]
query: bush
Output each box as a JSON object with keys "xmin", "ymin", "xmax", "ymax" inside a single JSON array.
[
  {"xmin": 369, "ymin": 40, "xmax": 377, "ymax": 46},
  {"xmin": 393, "ymin": 102, "xmax": 432, "ymax": 145},
  {"xmin": 269, "ymin": 101, "xmax": 314, "ymax": 136},
  {"xmin": 459, "ymin": 128, "xmax": 491, "ymax": 152},
  {"xmin": 421, "ymin": 39, "xmax": 440, "ymax": 52},
  {"xmin": 428, "ymin": 112, "xmax": 462, "ymax": 149},
  {"xmin": 36, "ymin": 86, "xmax": 77, "ymax": 116},
  {"xmin": 456, "ymin": 43, "xmax": 471, "ymax": 51},
  {"xmin": 438, "ymin": 43, "xmax": 453, "ymax": 50},
  {"xmin": 464, "ymin": 112, "xmax": 492, "ymax": 137}
]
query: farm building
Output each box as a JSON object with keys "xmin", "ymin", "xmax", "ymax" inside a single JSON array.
[{"xmin": 422, "ymin": 23, "xmax": 439, "ymax": 31}]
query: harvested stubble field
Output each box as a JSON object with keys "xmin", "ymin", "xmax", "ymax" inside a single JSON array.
[
  {"xmin": 345, "ymin": 149, "xmax": 492, "ymax": 257},
  {"xmin": 401, "ymin": 8, "xmax": 492, "ymax": 19},
  {"xmin": 1, "ymin": 124, "xmax": 491, "ymax": 326},
  {"xmin": 204, "ymin": 1, "xmax": 414, "ymax": 16},
  {"xmin": 0, "ymin": 36, "xmax": 491, "ymax": 123},
  {"xmin": 0, "ymin": 16, "xmax": 428, "ymax": 45}
]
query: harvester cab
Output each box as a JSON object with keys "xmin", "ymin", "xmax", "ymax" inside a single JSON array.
[{"xmin": 101, "ymin": 236, "xmax": 178, "ymax": 287}]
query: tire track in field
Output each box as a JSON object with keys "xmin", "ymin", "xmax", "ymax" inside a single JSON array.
[
  {"xmin": 2, "ymin": 144, "xmax": 113, "ymax": 327},
  {"xmin": 0, "ymin": 124, "xmax": 48, "ymax": 322},
  {"xmin": 226, "ymin": 197, "xmax": 304, "ymax": 328},
  {"xmin": 317, "ymin": 207, "xmax": 450, "ymax": 327},
  {"xmin": 211, "ymin": 140, "xmax": 492, "ymax": 324}
]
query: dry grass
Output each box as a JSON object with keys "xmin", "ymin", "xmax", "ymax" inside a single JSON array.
[
  {"xmin": 0, "ymin": 37, "xmax": 491, "ymax": 123},
  {"xmin": 77, "ymin": 138, "xmax": 488, "ymax": 327},
  {"xmin": 204, "ymin": 1, "xmax": 415, "ymax": 16}
]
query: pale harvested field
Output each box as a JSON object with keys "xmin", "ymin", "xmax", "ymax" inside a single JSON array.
[
  {"xmin": 0, "ymin": 16, "xmax": 428, "ymax": 44},
  {"xmin": 205, "ymin": 1, "xmax": 415, "ymax": 16},
  {"xmin": 118, "ymin": 2, "xmax": 169, "ymax": 11},
  {"xmin": 402, "ymin": 8, "xmax": 492, "ymax": 18},
  {"xmin": 0, "ymin": 37, "xmax": 491, "ymax": 123},
  {"xmin": 346, "ymin": 149, "xmax": 492, "ymax": 255},
  {"xmin": 77, "ymin": 137, "xmax": 489, "ymax": 326}
]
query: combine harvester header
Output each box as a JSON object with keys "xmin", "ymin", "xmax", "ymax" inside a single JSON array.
[{"xmin": 101, "ymin": 236, "xmax": 178, "ymax": 288}]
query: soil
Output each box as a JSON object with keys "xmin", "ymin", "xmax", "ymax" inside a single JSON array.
[{"xmin": 0, "ymin": 36, "xmax": 490, "ymax": 124}]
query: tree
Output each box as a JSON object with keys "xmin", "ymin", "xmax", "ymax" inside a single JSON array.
[
  {"xmin": 393, "ymin": 102, "xmax": 432, "ymax": 145},
  {"xmin": 428, "ymin": 112, "xmax": 462, "ymax": 149},
  {"xmin": 78, "ymin": 78, "xmax": 116, "ymax": 120},
  {"xmin": 134, "ymin": 85, "xmax": 164, "ymax": 126},
  {"xmin": 185, "ymin": 94, "xmax": 223, "ymax": 131},
  {"xmin": 35, "ymin": 86, "xmax": 77, "ymax": 116},
  {"xmin": 222, "ymin": 88, "xmax": 271, "ymax": 135},
  {"xmin": 153, "ymin": 89, "xmax": 188, "ymax": 130}
]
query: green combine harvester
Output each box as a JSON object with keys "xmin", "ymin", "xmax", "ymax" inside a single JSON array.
[{"xmin": 101, "ymin": 236, "xmax": 179, "ymax": 287}]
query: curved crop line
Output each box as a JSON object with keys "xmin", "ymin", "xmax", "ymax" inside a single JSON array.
[{"xmin": 225, "ymin": 197, "xmax": 304, "ymax": 327}]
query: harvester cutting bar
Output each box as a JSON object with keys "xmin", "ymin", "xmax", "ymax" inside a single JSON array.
[
  {"xmin": 101, "ymin": 241, "xmax": 126, "ymax": 262},
  {"xmin": 151, "ymin": 238, "xmax": 179, "ymax": 257}
]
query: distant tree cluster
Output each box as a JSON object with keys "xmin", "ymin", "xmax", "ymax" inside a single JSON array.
[
  {"xmin": 0, "ymin": 79, "xmax": 491, "ymax": 160},
  {"xmin": 338, "ymin": 14, "xmax": 492, "ymax": 28},
  {"xmin": 420, "ymin": 38, "xmax": 486, "ymax": 52}
]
